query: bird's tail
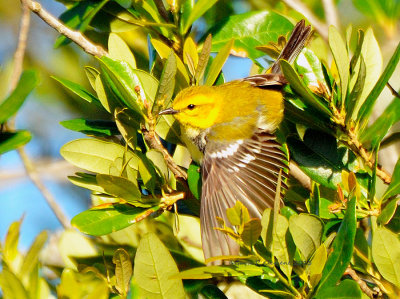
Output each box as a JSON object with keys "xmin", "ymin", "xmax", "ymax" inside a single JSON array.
[{"xmin": 270, "ymin": 19, "xmax": 312, "ymax": 74}]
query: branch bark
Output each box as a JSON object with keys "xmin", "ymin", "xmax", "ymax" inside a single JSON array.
[{"xmin": 21, "ymin": 0, "xmax": 107, "ymax": 57}]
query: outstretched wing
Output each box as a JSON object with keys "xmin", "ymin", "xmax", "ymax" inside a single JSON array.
[{"xmin": 200, "ymin": 130, "xmax": 288, "ymax": 263}]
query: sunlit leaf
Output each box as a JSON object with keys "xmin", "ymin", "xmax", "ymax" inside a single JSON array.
[
  {"xmin": 113, "ymin": 248, "xmax": 132, "ymax": 296},
  {"xmin": 205, "ymin": 39, "xmax": 233, "ymax": 86},
  {"xmin": 61, "ymin": 138, "xmax": 139, "ymax": 174},
  {"xmin": 209, "ymin": 11, "xmax": 293, "ymax": 59},
  {"xmin": 20, "ymin": 231, "xmax": 48, "ymax": 279},
  {"xmin": 372, "ymin": 226, "xmax": 400, "ymax": 288},
  {"xmin": 108, "ymin": 33, "xmax": 136, "ymax": 68},
  {"xmin": 188, "ymin": 163, "xmax": 201, "ymax": 200},
  {"xmin": 382, "ymin": 158, "xmax": 400, "ymax": 200},
  {"xmin": 181, "ymin": 0, "xmax": 218, "ymax": 34},
  {"xmin": 357, "ymin": 42, "xmax": 400, "ymax": 128},
  {"xmin": 0, "ymin": 269, "xmax": 29, "ymax": 299},
  {"xmin": 281, "ymin": 60, "xmax": 332, "ymax": 117},
  {"xmin": 71, "ymin": 203, "xmax": 161, "ymax": 236},
  {"xmin": 289, "ymin": 214, "xmax": 323, "ymax": 260},
  {"xmin": 134, "ymin": 233, "xmax": 185, "ymax": 299},
  {"xmin": 329, "ymin": 25, "xmax": 349, "ymax": 107}
]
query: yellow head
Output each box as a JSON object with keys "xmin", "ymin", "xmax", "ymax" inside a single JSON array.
[{"xmin": 163, "ymin": 86, "xmax": 221, "ymax": 129}]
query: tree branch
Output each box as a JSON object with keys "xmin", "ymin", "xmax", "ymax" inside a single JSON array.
[
  {"xmin": 344, "ymin": 266, "xmax": 380, "ymax": 299},
  {"xmin": 8, "ymin": 2, "xmax": 71, "ymax": 229},
  {"xmin": 322, "ymin": 0, "xmax": 339, "ymax": 28},
  {"xmin": 21, "ymin": 0, "xmax": 107, "ymax": 57},
  {"xmin": 281, "ymin": 0, "xmax": 329, "ymax": 41}
]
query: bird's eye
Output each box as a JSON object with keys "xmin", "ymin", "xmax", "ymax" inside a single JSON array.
[{"xmin": 187, "ymin": 104, "xmax": 195, "ymax": 110}]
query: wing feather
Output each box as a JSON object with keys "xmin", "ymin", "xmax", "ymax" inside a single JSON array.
[{"xmin": 200, "ymin": 129, "xmax": 288, "ymax": 263}]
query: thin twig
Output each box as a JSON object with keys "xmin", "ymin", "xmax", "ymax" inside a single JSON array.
[
  {"xmin": 281, "ymin": 0, "xmax": 329, "ymax": 41},
  {"xmin": 9, "ymin": 4, "xmax": 30, "ymax": 92},
  {"xmin": 344, "ymin": 266, "xmax": 379, "ymax": 299},
  {"xmin": 21, "ymin": 0, "xmax": 107, "ymax": 57},
  {"xmin": 142, "ymin": 126, "xmax": 188, "ymax": 180},
  {"xmin": 17, "ymin": 149, "xmax": 71, "ymax": 228},
  {"xmin": 289, "ymin": 161, "xmax": 311, "ymax": 191},
  {"xmin": 8, "ymin": 2, "xmax": 71, "ymax": 229},
  {"xmin": 322, "ymin": 0, "xmax": 339, "ymax": 28},
  {"xmin": 386, "ymin": 82, "xmax": 400, "ymax": 99}
]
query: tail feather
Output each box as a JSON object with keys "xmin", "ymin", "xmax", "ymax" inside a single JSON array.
[{"xmin": 270, "ymin": 19, "xmax": 312, "ymax": 74}]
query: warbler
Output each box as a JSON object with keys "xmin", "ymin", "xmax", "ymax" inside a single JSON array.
[{"xmin": 159, "ymin": 20, "xmax": 311, "ymax": 263}]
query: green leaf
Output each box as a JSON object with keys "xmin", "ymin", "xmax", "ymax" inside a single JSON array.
[
  {"xmin": 57, "ymin": 268, "xmax": 109, "ymax": 299},
  {"xmin": 68, "ymin": 173, "xmax": 106, "ymax": 193},
  {"xmin": 52, "ymin": 76, "xmax": 98, "ymax": 104},
  {"xmin": 0, "ymin": 131, "xmax": 31, "ymax": 155},
  {"xmin": 289, "ymin": 214, "xmax": 323, "ymax": 260},
  {"xmin": 205, "ymin": 39, "xmax": 233, "ymax": 86},
  {"xmin": 96, "ymin": 174, "xmax": 153, "ymax": 206},
  {"xmin": 0, "ymin": 269, "xmax": 29, "ymax": 299},
  {"xmin": 346, "ymin": 55, "xmax": 366, "ymax": 123},
  {"xmin": 195, "ymin": 34, "xmax": 212, "ymax": 84},
  {"xmin": 281, "ymin": 60, "xmax": 332, "ymax": 117},
  {"xmin": 151, "ymin": 39, "xmax": 190, "ymax": 86},
  {"xmin": 315, "ymin": 195, "xmax": 357, "ymax": 294},
  {"xmin": 209, "ymin": 11, "xmax": 293, "ymax": 60},
  {"xmin": 188, "ymin": 164, "xmax": 201, "ymax": 200},
  {"xmin": 200, "ymin": 284, "xmax": 228, "ymax": 299},
  {"xmin": 241, "ymin": 219, "xmax": 262, "ymax": 246},
  {"xmin": 315, "ymin": 279, "xmax": 362, "ymax": 299},
  {"xmin": 4, "ymin": 221, "xmax": 22, "ymax": 264},
  {"xmin": 19, "ymin": 231, "xmax": 48, "ymax": 279},
  {"xmin": 295, "ymin": 48, "xmax": 328, "ymax": 89},
  {"xmin": 60, "ymin": 138, "xmax": 139, "ymax": 174},
  {"xmin": 134, "ymin": 233, "xmax": 185, "ymax": 299},
  {"xmin": 113, "ymin": 248, "xmax": 132, "ymax": 296},
  {"xmin": 181, "ymin": 0, "xmax": 218, "ymax": 34},
  {"xmin": 153, "ymin": 51, "xmax": 176, "ymax": 115},
  {"xmin": 114, "ymin": 108, "xmax": 141, "ymax": 150},
  {"xmin": 175, "ymin": 265, "xmax": 263, "ymax": 279},
  {"xmin": 108, "ymin": 33, "xmax": 136, "ymax": 68},
  {"xmin": 155, "ymin": 113, "xmax": 181, "ymax": 144},
  {"xmin": 84, "ymin": 66, "xmax": 99, "ymax": 90},
  {"xmin": 357, "ymin": 42, "xmax": 400, "ymax": 128},
  {"xmin": 382, "ymin": 158, "xmax": 400, "ymax": 200},
  {"xmin": 99, "ymin": 56, "xmax": 144, "ymax": 113},
  {"xmin": 378, "ymin": 199, "xmax": 399, "ymax": 225},
  {"xmin": 307, "ymin": 244, "xmax": 327, "ymax": 287},
  {"xmin": 287, "ymin": 134, "xmax": 342, "ymax": 189},
  {"xmin": 0, "ymin": 70, "xmax": 38, "ymax": 124},
  {"xmin": 361, "ymin": 97, "xmax": 400, "ymax": 148},
  {"xmin": 54, "ymin": 0, "xmax": 109, "ymax": 48},
  {"xmin": 138, "ymin": 152, "xmax": 159, "ymax": 192},
  {"xmin": 372, "ymin": 226, "xmax": 400, "ymax": 288},
  {"xmin": 329, "ymin": 25, "xmax": 349, "ymax": 107},
  {"xmin": 71, "ymin": 203, "xmax": 161, "ymax": 236},
  {"xmin": 60, "ymin": 119, "xmax": 119, "ymax": 137},
  {"xmin": 261, "ymin": 209, "xmax": 292, "ymax": 278},
  {"xmin": 351, "ymin": 28, "xmax": 382, "ymax": 117},
  {"xmin": 226, "ymin": 201, "xmax": 250, "ymax": 227}
]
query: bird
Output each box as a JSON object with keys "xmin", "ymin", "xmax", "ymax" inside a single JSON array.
[{"xmin": 159, "ymin": 20, "xmax": 312, "ymax": 263}]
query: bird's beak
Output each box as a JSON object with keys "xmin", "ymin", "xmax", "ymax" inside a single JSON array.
[{"xmin": 158, "ymin": 107, "xmax": 179, "ymax": 115}]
